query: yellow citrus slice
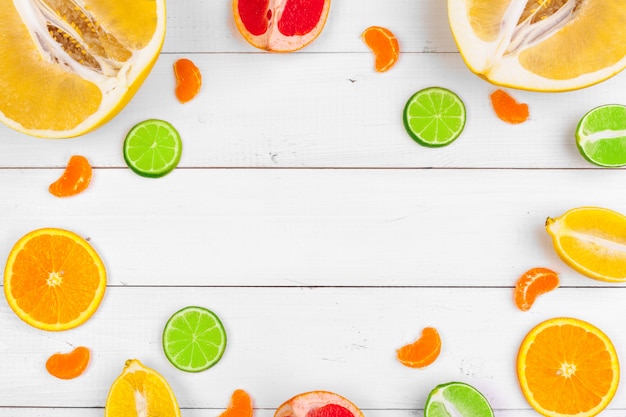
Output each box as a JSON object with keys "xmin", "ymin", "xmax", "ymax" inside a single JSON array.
[
  {"xmin": 546, "ymin": 206, "xmax": 626, "ymax": 282},
  {"xmin": 0, "ymin": 0, "xmax": 166, "ymax": 138},
  {"xmin": 517, "ymin": 317, "xmax": 620, "ymax": 417},
  {"xmin": 105, "ymin": 359, "xmax": 181, "ymax": 417},
  {"xmin": 448, "ymin": 0, "xmax": 626, "ymax": 91},
  {"xmin": 4, "ymin": 228, "xmax": 107, "ymax": 331}
]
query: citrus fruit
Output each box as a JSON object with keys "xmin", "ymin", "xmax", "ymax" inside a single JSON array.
[
  {"xmin": 162, "ymin": 306, "xmax": 227, "ymax": 372},
  {"xmin": 174, "ymin": 58, "xmax": 202, "ymax": 104},
  {"xmin": 232, "ymin": 0, "xmax": 331, "ymax": 52},
  {"xmin": 275, "ymin": 391, "xmax": 364, "ymax": 417},
  {"xmin": 4, "ymin": 228, "xmax": 107, "ymax": 331},
  {"xmin": 49, "ymin": 155, "xmax": 93, "ymax": 197},
  {"xmin": 448, "ymin": 0, "xmax": 626, "ymax": 91},
  {"xmin": 105, "ymin": 359, "xmax": 181, "ymax": 417},
  {"xmin": 546, "ymin": 206, "xmax": 626, "ymax": 282},
  {"xmin": 123, "ymin": 119, "xmax": 183, "ymax": 178},
  {"xmin": 396, "ymin": 326, "xmax": 441, "ymax": 368},
  {"xmin": 490, "ymin": 89, "xmax": 529, "ymax": 124},
  {"xmin": 514, "ymin": 267, "xmax": 559, "ymax": 312},
  {"xmin": 0, "ymin": 0, "xmax": 166, "ymax": 138},
  {"xmin": 220, "ymin": 389, "xmax": 253, "ymax": 417},
  {"xmin": 361, "ymin": 26, "xmax": 400, "ymax": 72},
  {"xmin": 424, "ymin": 381, "xmax": 494, "ymax": 417},
  {"xmin": 403, "ymin": 87, "xmax": 466, "ymax": 147},
  {"xmin": 46, "ymin": 346, "xmax": 91, "ymax": 380},
  {"xmin": 517, "ymin": 317, "xmax": 619, "ymax": 417},
  {"xmin": 575, "ymin": 104, "xmax": 626, "ymax": 167}
]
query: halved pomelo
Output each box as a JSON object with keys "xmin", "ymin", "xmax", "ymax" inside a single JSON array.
[
  {"xmin": 448, "ymin": 0, "xmax": 626, "ymax": 91},
  {"xmin": 233, "ymin": 0, "xmax": 331, "ymax": 52},
  {"xmin": 0, "ymin": 0, "xmax": 166, "ymax": 138}
]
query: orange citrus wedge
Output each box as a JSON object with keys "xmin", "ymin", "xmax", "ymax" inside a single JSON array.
[
  {"xmin": 448, "ymin": 0, "xmax": 626, "ymax": 91},
  {"xmin": 513, "ymin": 267, "xmax": 559, "ymax": 311},
  {"xmin": 546, "ymin": 206, "xmax": 626, "ymax": 282},
  {"xmin": 396, "ymin": 327, "xmax": 441, "ymax": 368},
  {"xmin": 4, "ymin": 228, "xmax": 107, "ymax": 331},
  {"xmin": 0, "ymin": 0, "xmax": 166, "ymax": 138},
  {"xmin": 220, "ymin": 389, "xmax": 253, "ymax": 417},
  {"xmin": 49, "ymin": 155, "xmax": 93, "ymax": 197},
  {"xmin": 361, "ymin": 26, "xmax": 400, "ymax": 72},
  {"xmin": 174, "ymin": 58, "xmax": 202, "ymax": 104},
  {"xmin": 46, "ymin": 346, "xmax": 91, "ymax": 380},
  {"xmin": 517, "ymin": 317, "xmax": 620, "ymax": 417}
]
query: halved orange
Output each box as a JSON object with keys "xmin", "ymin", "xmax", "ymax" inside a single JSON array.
[
  {"xmin": 233, "ymin": 0, "xmax": 331, "ymax": 52},
  {"xmin": 517, "ymin": 317, "xmax": 620, "ymax": 417},
  {"xmin": 0, "ymin": 0, "xmax": 166, "ymax": 138},
  {"xmin": 4, "ymin": 228, "xmax": 107, "ymax": 331},
  {"xmin": 448, "ymin": 0, "xmax": 626, "ymax": 91}
]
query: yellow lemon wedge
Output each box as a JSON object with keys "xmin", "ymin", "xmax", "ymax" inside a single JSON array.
[
  {"xmin": 0, "ymin": 0, "xmax": 166, "ymax": 138},
  {"xmin": 448, "ymin": 0, "xmax": 626, "ymax": 91},
  {"xmin": 546, "ymin": 206, "xmax": 626, "ymax": 282},
  {"xmin": 105, "ymin": 359, "xmax": 181, "ymax": 417}
]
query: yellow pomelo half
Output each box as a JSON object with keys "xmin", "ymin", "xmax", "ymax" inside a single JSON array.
[
  {"xmin": 0, "ymin": 0, "xmax": 166, "ymax": 138},
  {"xmin": 448, "ymin": 0, "xmax": 626, "ymax": 92}
]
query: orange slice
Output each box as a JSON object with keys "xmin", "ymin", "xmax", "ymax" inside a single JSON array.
[
  {"xmin": 233, "ymin": 0, "xmax": 331, "ymax": 52},
  {"xmin": 275, "ymin": 391, "xmax": 364, "ymax": 417},
  {"xmin": 49, "ymin": 155, "xmax": 93, "ymax": 197},
  {"xmin": 46, "ymin": 346, "xmax": 91, "ymax": 380},
  {"xmin": 396, "ymin": 327, "xmax": 441, "ymax": 368},
  {"xmin": 0, "ymin": 0, "xmax": 166, "ymax": 138},
  {"xmin": 4, "ymin": 228, "xmax": 107, "ymax": 331},
  {"xmin": 517, "ymin": 317, "xmax": 620, "ymax": 417},
  {"xmin": 361, "ymin": 26, "xmax": 400, "ymax": 72},
  {"xmin": 514, "ymin": 267, "xmax": 559, "ymax": 311},
  {"xmin": 448, "ymin": 0, "xmax": 626, "ymax": 91},
  {"xmin": 220, "ymin": 389, "xmax": 253, "ymax": 417},
  {"xmin": 490, "ymin": 89, "xmax": 529, "ymax": 124},
  {"xmin": 174, "ymin": 58, "xmax": 202, "ymax": 104}
]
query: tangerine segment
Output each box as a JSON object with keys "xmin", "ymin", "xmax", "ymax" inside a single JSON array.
[
  {"xmin": 361, "ymin": 26, "xmax": 400, "ymax": 72},
  {"xmin": 514, "ymin": 267, "xmax": 559, "ymax": 311},
  {"xmin": 490, "ymin": 89, "xmax": 529, "ymax": 124},
  {"xmin": 49, "ymin": 155, "xmax": 93, "ymax": 197},
  {"xmin": 275, "ymin": 391, "xmax": 364, "ymax": 417},
  {"xmin": 46, "ymin": 346, "xmax": 91, "ymax": 380},
  {"xmin": 517, "ymin": 317, "xmax": 619, "ymax": 417},
  {"xmin": 220, "ymin": 389, "xmax": 253, "ymax": 417},
  {"xmin": 4, "ymin": 228, "xmax": 107, "ymax": 331},
  {"xmin": 546, "ymin": 206, "xmax": 626, "ymax": 282},
  {"xmin": 233, "ymin": 0, "xmax": 331, "ymax": 52},
  {"xmin": 174, "ymin": 58, "xmax": 202, "ymax": 104},
  {"xmin": 105, "ymin": 359, "xmax": 181, "ymax": 417},
  {"xmin": 396, "ymin": 327, "xmax": 441, "ymax": 368}
]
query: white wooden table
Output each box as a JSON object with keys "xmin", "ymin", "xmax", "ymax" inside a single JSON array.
[{"xmin": 2, "ymin": 1, "xmax": 626, "ymax": 416}]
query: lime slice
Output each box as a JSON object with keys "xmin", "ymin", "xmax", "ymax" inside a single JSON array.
[
  {"xmin": 424, "ymin": 382, "xmax": 494, "ymax": 417},
  {"xmin": 162, "ymin": 306, "xmax": 227, "ymax": 372},
  {"xmin": 576, "ymin": 104, "xmax": 626, "ymax": 167},
  {"xmin": 403, "ymin": 87, "xmax": 466, "ymax": 147},
  {"xmin": 123, "ymin": 119, "xmax": 182, "ymax": 178}
]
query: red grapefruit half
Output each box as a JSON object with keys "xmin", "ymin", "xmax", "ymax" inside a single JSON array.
[
  {"xmin": 274, "ymin": 391, "xmax": 364, "ymax": 417},
  {"xmin": 233, "ymin": 0, "xmax": 331, "ymax": 52}
]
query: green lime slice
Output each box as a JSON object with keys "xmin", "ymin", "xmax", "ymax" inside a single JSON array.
[
  {"xmin": 424, "ymin": 382, "xmax": 494, "ymax": 417},
  {"xmin": 403, "ymin": 87, "xmax": 466, "ymax": 147},
  {"xmin": 576, "ymin": 104, "xmax": 626, "ymax": 167},
  {"xmin": 123, "ymin": 119, "xmax": 182, "ymax": 178},
  {"xmin": 162, "ymin": 306, "xmax": 227, "ymax": 372}
]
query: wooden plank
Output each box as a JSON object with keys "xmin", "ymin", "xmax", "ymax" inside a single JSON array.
[
  {"xmin": 1, "ymin": 168, "xmax": 625, "ymax": 287},
  {"xmin": 0, "ymin": 287, "xmax": 625, "ymax": 411}
]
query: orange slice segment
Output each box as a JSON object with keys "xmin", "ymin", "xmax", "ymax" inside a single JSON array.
[
  {"xmin": 174, "ymin": 58, "xmax": 202, "ymax": 104},
  {"xmin": 490, "ymin": 89, "xmax": 529, "ymax": 124},
  {"xmin": 396, "ymin": 327, "xmax": 441, "ymax": 368},
  {"xmin": 46, "ymin": 346, "xmax": 91, "ymax": 379},
  {"xmin": 220, "ymin": 389, "xmax": 253, "ymax": 417},
  {"xmin": 361, "ymin": 26, "xmax": 400, "ymax": 72},
  {"xmin": 49, "ymin": 155, "xmax": 93, "ymax": 197},
  {"xmin": 514, "ymin": 267, "xmax": 559, "ymax": 311},
  {"xmin": 4, "ymin": 228, "xmax": 107, "ymax": 331}
]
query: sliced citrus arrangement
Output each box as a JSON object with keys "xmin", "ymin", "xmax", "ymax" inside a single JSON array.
[
  {"xmin": 361, "ymin": 26, "xmax": 400, "ymax": 72},
  {"xmin": 233, "ymin": 0, "xmax": 331, "ymax": 52},
  {"xmin": 490, "ymin": 89, "xmax": 529, "ymax": 124},
  {"xmin": 448, "ymin": 0, "xmax": 626, "ymax": 91},
  {"xmin": 49, "ymin": 155, "xmax": 93, "ymax": 197},
  {"xmin": 0, "ymin": 0, "xmax": 166, "ymax": 138},
  {"xmin": 220, "ymin": 389, "xmax": 254, "ymax": 417},
  {"xmin": 514, "ymin": 267, "xmax": 559, "ymax": 311},
  {"xmin": 46, "ymin": 346, "xmax": 91, "ymax": 380},
  {"xmin": 517, "ymin": 317, "xmax": 619, "ymax": 417},
  {"xmin": 396, "ymin": 326, "xmax": 441, "ymax": 368},
  {"xmin": 123, "ymin": 119, "xmax": 183, "ymax": 178},
  {"xmin": 4, "ymin": 228, "xmax": 107, "ymax": 331},
  {"xmin": 105, "ymin": 359, "xmax": 181, "ymax": 417},
  {"xmin": 575, "ymin": 104, "xmax": 626, "ymax": 167},
  {"xmin": 424, "ymin": 382, "xmax": 494, "ymax": 417},
  {"xmin": 275, "ymin": 391, "xmax": 364, "ymax": 417},
  {"xmin": 174, "ymin": 58, "xmax": 202, "ymax": 104},
  {"xmin": 162, "ymin": 306, "xmax": 227, "ymax": 372},
  {"xmin": 546, "ymin": 206, "xmax": 626, "ymax": 282}
]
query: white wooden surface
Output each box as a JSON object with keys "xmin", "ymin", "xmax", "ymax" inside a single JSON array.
[{"xmin": 1, "ymin": 1, "xmax": 626, "ymax": 416}]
